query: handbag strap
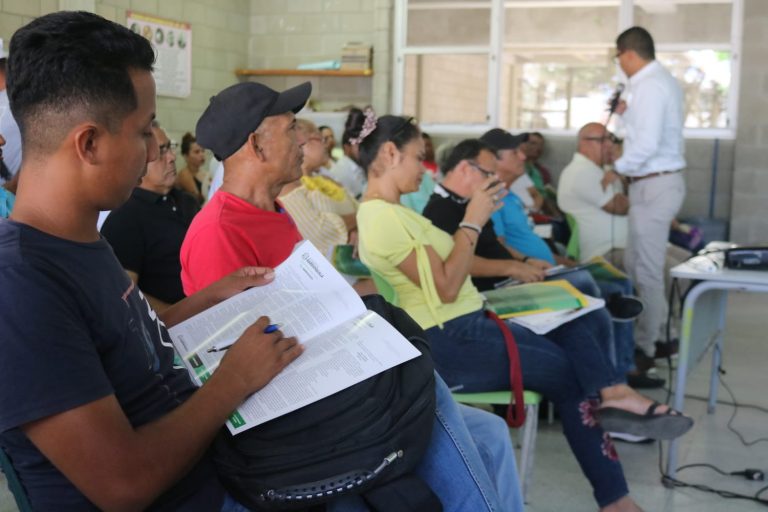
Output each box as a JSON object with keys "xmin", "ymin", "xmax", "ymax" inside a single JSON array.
[{"xmin": 485, "ymin": 311, "xmax": 526, "ymax": 428}]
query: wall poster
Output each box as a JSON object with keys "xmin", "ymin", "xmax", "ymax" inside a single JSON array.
[{"xmin": 127, "ymin": 11, "xmax": 192, "ymax": 98}]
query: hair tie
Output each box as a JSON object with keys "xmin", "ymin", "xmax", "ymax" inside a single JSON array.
[{"xmin": 349, "ymin": 107, "xmax": 377, "ymax": 146}]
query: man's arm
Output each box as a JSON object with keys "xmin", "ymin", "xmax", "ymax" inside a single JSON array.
[
  {"xmin": 23, "ymin": 316, "xmax": 302, "ymax": 512},
  {"xmin": 470, "ymin": 256, "xmax": 544, "ymax": 283},
  {"xmin": 601, "ymin": 193, "xmax": 629, "ymax": 215},
  {"xmin": 124, "ymin": 270, "xmax": 172, "ymax": 313},
  {"xmin": 528, "ymin": 187, "xmax": 545, "ymax": 212},
  {"xmin": 160, "ymin": 266, "xmax": 276, "ymax": 328},
  {"xmin": 499, "ymin": 242, "xmax": 552, "ymax": 271}
]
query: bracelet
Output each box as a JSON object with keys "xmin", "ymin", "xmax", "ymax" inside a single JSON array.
[
  {"xmin": 458, "ymin": 222, "xmax": 482, "ymax": 234},
  {"xmin": 459, "ymin": 229, "xmax": 476, "ymax": 247}
]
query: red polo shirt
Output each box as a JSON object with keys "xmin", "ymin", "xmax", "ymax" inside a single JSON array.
[{"xmin": 180, "ymin": 190, "xmax": 303, "ymax": 295}]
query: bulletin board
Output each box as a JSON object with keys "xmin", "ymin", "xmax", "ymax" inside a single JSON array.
[{"xmin": 127, "ymin": 11, "xmax": 192, "ymax": 98}]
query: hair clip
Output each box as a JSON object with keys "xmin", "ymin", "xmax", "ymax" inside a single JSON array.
[{"xmin": 349, "ymin": 107, "xmax": 377, "ymax": 146}]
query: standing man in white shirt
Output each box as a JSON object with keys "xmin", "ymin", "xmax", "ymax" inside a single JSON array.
[{"xmin": 612, "ymin": 26, "xmax": 686, "ymax": 369}]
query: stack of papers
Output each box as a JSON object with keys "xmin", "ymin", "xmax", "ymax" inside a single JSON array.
[{"xmin": 482, "ymin": 279, "xmax": 604, "ymax": 334}]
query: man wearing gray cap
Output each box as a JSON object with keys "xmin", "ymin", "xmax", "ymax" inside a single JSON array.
[{"xmin": 181, "ymin": 81, "xmax": 527, "ymax": 512}]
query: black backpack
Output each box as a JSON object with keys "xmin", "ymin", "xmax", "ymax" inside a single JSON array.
[{"xmin": 212, "ymin": 294, "xmax": 439, "ymax": 511}]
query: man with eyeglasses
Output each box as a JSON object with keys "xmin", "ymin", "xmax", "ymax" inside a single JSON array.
[
  {"xmin": 425, "ymin": 133, "xmax": 650, "ymax": 388},
  {"xmin": 613, "ymin": 26, "xmax": 686, "ymax": 364},
  {"xmin": 101, "ymin": 121, "xmax": 200, "ymax": 311},
  {"xmin": 422, "ymin": 137, "xmax": 549, "ymax": 289},
  {"xmin": 558, "ymin": 123, "xmax": 629, "ymax": 265}
]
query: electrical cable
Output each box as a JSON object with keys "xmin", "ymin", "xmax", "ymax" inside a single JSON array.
[
  {"xmin": 655, "ymin": 277, "xmax": 768, "ymax": 506},
  {"xmin": 657, "ymin": 442, "xmax": 768, "ymax": 507},
  {"xmin": 718, "ymin": 371, "xmax": 768, "ymax": 447}
]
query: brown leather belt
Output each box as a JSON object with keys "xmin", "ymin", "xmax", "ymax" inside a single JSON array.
[{"xmin": 627, "ymin": 169, "xmax": 682, "ymax": 184}]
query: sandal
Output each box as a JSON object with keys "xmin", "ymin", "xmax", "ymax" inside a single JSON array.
[{"xmin": 595, "ymin": 401, "xmax": 693, "ymax": 440}]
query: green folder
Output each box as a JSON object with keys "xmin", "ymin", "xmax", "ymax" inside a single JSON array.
[
  {"xmin": 583, "ymin": 256, "xmax": 628, "ymax": 282},
  {"xmin": 332, "ymin": 245, "xmax": 371, "ymax": 277},
  {"xmin": 482, "ymin": 280, "xmax": 588, "ymax": 319}
]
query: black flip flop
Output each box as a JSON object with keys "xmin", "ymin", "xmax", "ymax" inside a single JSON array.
[{"xmin": 596, "ymin": 401, "xmax": 693, "ymax": 440}]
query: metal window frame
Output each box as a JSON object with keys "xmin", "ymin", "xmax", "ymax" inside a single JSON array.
[{"xmin": 392, "ymin": 0, "xmax": 741, "ymax": 138}]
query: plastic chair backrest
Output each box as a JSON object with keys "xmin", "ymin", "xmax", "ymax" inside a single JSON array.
[
  {"xmin": 565, "ymin": 213, "xmax": 580, "ymax": 261},
  {"xmin": 369, "ymin": 270, "xmax": 399, "ymax": 306},
  {"xmin": 0, "ymin": 446, "xmax": 33, "ymax": 512}
]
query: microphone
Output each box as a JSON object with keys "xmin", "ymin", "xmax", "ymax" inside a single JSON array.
[{"xmin": 608, "ymin": 84, "xmax": 625, "ymax": 114}]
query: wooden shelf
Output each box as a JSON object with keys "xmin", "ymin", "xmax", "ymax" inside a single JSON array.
[{"xmin": 235, "ymin": 68, "xmax": 373, "ymax": 77}]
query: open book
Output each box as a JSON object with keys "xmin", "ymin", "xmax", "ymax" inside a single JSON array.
[
  {"xmin": 482, "ymin": 280, "xmax": 604, "ymax": 334},
  {"xmin": 168, "ymin": 241, "xmax": 421, "ymax": 434}
]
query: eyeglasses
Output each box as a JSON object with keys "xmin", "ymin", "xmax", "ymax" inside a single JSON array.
[
  {"xmin": 158, "ymin": 141, "xmax": 178, "ymax": 155},
  {"xmin": 468, "ymin": 160, "xmax": 495, "ymax": 178},
  {"xmin": 582, "ymin": 134, "xmax": 623, "ymax": 145}
]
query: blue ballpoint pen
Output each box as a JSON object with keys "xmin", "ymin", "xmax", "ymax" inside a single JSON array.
[{"xmin": 206, "ymin": 323, "xmax": 283, "ymax": 353}]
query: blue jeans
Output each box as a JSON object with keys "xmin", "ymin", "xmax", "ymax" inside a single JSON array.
[
  {"xmin": 223, "ymin": 374, "xmax": 524, "ymax": 512},
  {"xmin": 426, "ymin": 309, "xmax": 629, "ymax": 508},
  {"xmin": 556, "ymin": 269, "xmax": 636, "ymax": 376},
  {"xmin": 594, "ymin": 278, "xmax": 636, "ymax": 376}
]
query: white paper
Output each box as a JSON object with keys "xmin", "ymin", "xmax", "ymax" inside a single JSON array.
[
  {"xmin": 168, "ymin": 241, "xmax": 420, "ymax": 433},
  {"xmin": 226, "ymin": 311, "xmax": 420, "ymax": 433},
  {"xmin": 507, "ymin": 295, "xmax": 605, "ymax": 334}
]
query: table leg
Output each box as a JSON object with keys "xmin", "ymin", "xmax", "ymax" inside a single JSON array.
[
  {"xmin": 667, "ymin": 297, "xmax": 695, "ymax": 478},
  {"xmin": 707, "ymin": 293, "xmax": 728, "ymax": 414}
]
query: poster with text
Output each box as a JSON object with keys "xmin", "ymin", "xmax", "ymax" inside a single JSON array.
[{"xmin": 127, "ymin": 11, "xmax": 192, "ymax": 98}]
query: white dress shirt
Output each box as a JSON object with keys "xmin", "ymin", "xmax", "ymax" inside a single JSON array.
[
  {"xmin": 329, "ymin": 155, "xmax": 366, "ymax": 199},
  {"xmin": 509, "ymin": 173, "xmax": 536, "ymax": 210},
  {"xmin": 614, "ymin": 60, "xmax": 686, "ymax": 177},
  {"xmin": 557, "ymin": 153, "xmax": 628, "ymax": 260}
]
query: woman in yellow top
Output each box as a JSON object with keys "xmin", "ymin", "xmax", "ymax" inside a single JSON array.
[
  {"xmin": 280, "ymin": 119, "xmax": 375, "ymax": 295},
  {"xmin": 355, "ymin": 113, "xmax": 692, "ymax": 512}
]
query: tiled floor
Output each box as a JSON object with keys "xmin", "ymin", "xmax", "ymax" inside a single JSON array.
[{"xmin": 2, "ymin": 292, "xmax": 767, "ymax": 511}]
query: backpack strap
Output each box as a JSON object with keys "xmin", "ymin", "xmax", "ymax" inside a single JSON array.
[{"xmin": 485, "ymin": 311, "xmax": 526, "ymax": 428}]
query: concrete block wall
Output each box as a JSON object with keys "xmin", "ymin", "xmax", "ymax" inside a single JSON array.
[
  {"xmin": 248, "ymin": 0, "xmax": 392, "ymax": 113},
  {"xmin": 0, "ymin": 0, "xmax": 251, "ymax": 168},
  {"xmin": 731, "ymin": 0, "xmax": 768, "ymax": 243}
]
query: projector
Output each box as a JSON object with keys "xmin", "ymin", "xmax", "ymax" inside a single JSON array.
[{"xmin": 724, "ymin": 247, "xmax": 768, "ymax": 270}]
